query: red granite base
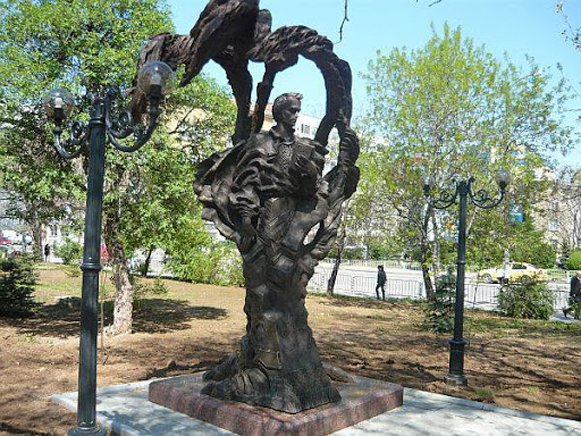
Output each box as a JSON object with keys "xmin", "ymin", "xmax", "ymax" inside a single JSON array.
[{"xmin": 149, "ymin": 372, "xmax": 403, "ymax": 436}]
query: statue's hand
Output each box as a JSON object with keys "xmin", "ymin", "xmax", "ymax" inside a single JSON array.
[
  {"xmin": 238, "ymin": 216, "xmax": 256, "ymax": 253},
  {"xmin": 294, "ymin": 155, "xmax": 315, "ymax": 174}
]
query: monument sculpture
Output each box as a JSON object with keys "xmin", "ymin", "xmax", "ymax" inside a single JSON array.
[{"xmin": 133, "ymin": 0, "xmax": 360, "ymax": 414}]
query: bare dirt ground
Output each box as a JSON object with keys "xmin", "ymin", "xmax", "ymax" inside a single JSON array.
[{"xmin": 1, "ymin": 265, "xmax": 581, "ymax": 435}]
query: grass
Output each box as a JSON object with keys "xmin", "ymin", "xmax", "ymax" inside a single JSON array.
[
  {"xmin": 466, "ymin": 311, "xmax": 581, "ymax": 339},
  {"xmin": 31, "ymin": 264, "xmax": 581, "ymax": 341},
  {"xmin": 471, "ymin": 388, "xmax": 496, "ymax": 402}
]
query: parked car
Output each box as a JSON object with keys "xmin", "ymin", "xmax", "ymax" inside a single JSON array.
[
  {"xmin": 477, "ymin": 263, "xmax": 547, "ymax": 283},
  {"xmin": 0, "ymin": 236, "xmax": 14, "ymax": 245}
]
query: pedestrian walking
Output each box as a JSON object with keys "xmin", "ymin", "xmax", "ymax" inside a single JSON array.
[
  {"xmin": 44, "ymin": 243, "xmax": 51, "ymax": 263},
  {"xmin": 376, "ymin": 265, "xmax": 386, "ymax": 301},
  {"xmin": 564, "ymin": 271, "xmax": 581, "ymax": 319}
]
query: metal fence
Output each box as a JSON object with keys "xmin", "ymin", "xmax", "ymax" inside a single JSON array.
[
  {"xmin": 320, "ymin": 259, "xmax": 579, "ymax": 284},
  {"xmin": 320, "ymin": 259, "xmax": 422, "ymax": 271},
  {"xmin": 309, "ymin": 270, "xmax": 571, "ymax": 311}
]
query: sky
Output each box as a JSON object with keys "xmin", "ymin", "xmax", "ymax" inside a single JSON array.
[{"xmin": 165, "ymin": 0, "xmax": 581, "ymax": 166}]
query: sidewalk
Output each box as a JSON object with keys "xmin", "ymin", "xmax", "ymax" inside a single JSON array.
[{"xmin": 52, "ymin": 379, "xmax": 581, "ymax": 436}]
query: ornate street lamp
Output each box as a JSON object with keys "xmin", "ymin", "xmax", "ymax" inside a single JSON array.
[
  {"xmin": 43, "ymin": 61, "xmax": 173, "ymax": 436},
  {"xmin": 423, "ymin": 170, "xmax": 510, "ymax": 385}
]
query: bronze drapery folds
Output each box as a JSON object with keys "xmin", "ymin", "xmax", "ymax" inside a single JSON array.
[{"xmin": 134, "ymin": 0, "xmax": 360, "ymax": 413}]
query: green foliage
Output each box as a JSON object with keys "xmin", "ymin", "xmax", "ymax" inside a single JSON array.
[
  {"xmin": 468, "ymin": 217, "xmax": 556, "ymax": 268},
  {"xmin": 497, "ymin": 279, "xmax": 554, "ymax": 320},
  {"xmin": 569, "ymin": 301, "xmax": 581, "ymax": 319},
  {"xmin": 560, "ymin": 239, "xmax": 571, "ymax": 268},
  {"xmin": 167, "ymin": 241, "xmax": 244, "ymax": 287},
  {"xmin": 0, "ymin": 0, "xmax": 174, "ymax": 248},
  {"xmin": 342, "ymin": 246, "xmax": 366, "ymax": 260},
  {"xmin": 0, "ymin": 255, "xmax": 39, "ymax": 317},
  {"xmin": 132, "ymin": 276, "xmax": 168, "ymax": 303},
  {"xmin": 54, "ymin": 237, "xmax": 83, "ymax": 266},
  {"xmin": 0, "ymin": 0, "xmax": 237, "ymax": 321},
  {"xmin": 423, "ymin": 272, "xmax": 456, "ymax": 333},
  {"xmin": 567, "ymin": 250, "xmax": 581, "ymax": 270},
  {"xmin": 368, "ymin": 240, "xmax": 404, "ymax": 260},
  {"xmin": 360, "ymin": 23, "xmax": 577, "ymax": 294}
]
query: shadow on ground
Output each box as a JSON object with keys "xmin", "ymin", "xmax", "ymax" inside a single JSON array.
[
  {"xmin": 1, "ymin": 298, "xmax": 228, "ymax": 338},
  {"xmin": 0, "ymin": 421, "xmax": 52, "ymax": 436}
]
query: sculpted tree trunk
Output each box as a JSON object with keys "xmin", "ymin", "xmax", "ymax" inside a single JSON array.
[
  {"xmin": 103, "ymin": 202, "xmax": 134, "ymax": 336},
  {"xmin": 137, "ymin": 0, "xmax": 360, "ymax": 414}
]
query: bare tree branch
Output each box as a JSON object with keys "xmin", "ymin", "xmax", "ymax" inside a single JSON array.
[
  {"xmin": 415, "ymin": 0, "xmax": 443, "ymax": 6},
  {"xmin": 337, "ymin": 0, "xmax": 349, "ymax": 43}
]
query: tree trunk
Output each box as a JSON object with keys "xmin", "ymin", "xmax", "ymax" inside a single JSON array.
[
  {"xmin": 29, "ymin": 214, "xmax": 43, "ymax": 261},
  {"xmin": 420, "ymin": 241, "xmax": 435, "ymax": 300},
  {"xmin": 141, "ymin": 246, "xmax": 154, "ymax": 277},
  {"xmin": 327, "ymin": 225, "xmax": 346, "ymax": 296},
  {"xmin": 103, "ymin": 204, "xmax": 134, "ymax": 336},
  {"xmin": 429, "ymin": 209, "xmax": 440, "ymax": 278}
]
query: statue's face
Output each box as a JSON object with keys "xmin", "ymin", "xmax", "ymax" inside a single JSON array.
[{"xmin": 279, "ymin": 99, "xmax": 301, "ymax": 127}]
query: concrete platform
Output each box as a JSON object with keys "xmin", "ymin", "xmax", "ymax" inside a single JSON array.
[
  {"xmin": 52, "ymin": 378, "xmax": 581, "ymax": 435},
  {"xmin": 149, "ymin": 374, "xmax": 403, "ymax": 436}
]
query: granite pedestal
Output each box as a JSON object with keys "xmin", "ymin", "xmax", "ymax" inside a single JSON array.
[{"xmin": 149, "ymin": 373, "xmax": 403, "ymax": 436}]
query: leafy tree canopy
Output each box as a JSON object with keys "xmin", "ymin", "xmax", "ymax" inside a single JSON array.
[{"xmin": 356, "ymin": 23, "xmax": 578, "ymax": 288}]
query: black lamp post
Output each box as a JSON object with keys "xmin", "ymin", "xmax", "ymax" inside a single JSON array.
[
  {"xmin": 423, "ymin": 171, "xmax": 510, "ymax": 386},
  {"xmin": 43, "ymin": 61, "xmax": 173, "ymax": 436}
]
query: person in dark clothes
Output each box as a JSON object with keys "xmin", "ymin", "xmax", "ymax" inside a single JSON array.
[
  {"xmin": 376, "ymin": 265, "xmax": 387, "ymax": 301},
  {"xmin": 564, "ymin": 271, "xmax": 581, "ymax": 319},
  {"xmin": 44, "ymin": 243, "xmax": 51, "ymax": 262}
]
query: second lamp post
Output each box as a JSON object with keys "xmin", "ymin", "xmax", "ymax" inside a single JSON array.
[{"xmin": 424, "ymin": 171, "xmax": 509, "ymax": 385}]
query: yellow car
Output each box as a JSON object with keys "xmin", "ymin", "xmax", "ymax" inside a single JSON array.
[{"xmin": 477, "ymin": 263, "xmax": 547, "ymax": 284}]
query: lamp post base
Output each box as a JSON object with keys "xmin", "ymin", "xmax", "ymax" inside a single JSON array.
[
  {"xmin": 67, "ymin": 426, "xmax": 107, "ymax": 436},
  {"xmin": 444, "ymin": 373, "xmax": 468, "ymax": 386}
]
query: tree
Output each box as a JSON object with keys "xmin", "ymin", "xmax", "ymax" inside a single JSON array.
[
  {"xmin": 119, "ymin": 76, "xmax": 236, "ymax": 265},
  {"xmin": 361, "ymin": 24, "xmax": 578, "ymax": 298},
  {"xmin": 0, "ymin": 0, "xmax": 236, "ymax": 335}
]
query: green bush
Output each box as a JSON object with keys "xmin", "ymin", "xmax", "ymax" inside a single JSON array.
[
  {"xmin": 0, "ymin": 255, "xmax": 38, "ymax": 317},
  {"xmin": 497, "ymin": 279, "xmax": 554, "ymax": 320},
  {"xmin": 132, "ymin": 276, "xmax": 169, "ymax": 308},
  {"xmin": 166, "ymin": 242, "xmax": 244, "ymax": 287},
  {"xmin": 567, "ymin": 250, "xmax": 581, "ymax": 270},
  {"xmin": 54, "ymin": 237, "xmax": 83, "ymax": 265},
  {"xmin": 423, "ymin": 272, "xmax": 456, "ymax": 333}
]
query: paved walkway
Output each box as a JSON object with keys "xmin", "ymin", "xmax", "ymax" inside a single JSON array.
[{"xmin": 52, "ymin": 379, "xmax": 581, "ymax": 435}]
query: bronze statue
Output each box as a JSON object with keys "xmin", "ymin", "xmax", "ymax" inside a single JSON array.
[{"xmin": 134, "ymin": 0, "xmax": 360, "ymax": 413}]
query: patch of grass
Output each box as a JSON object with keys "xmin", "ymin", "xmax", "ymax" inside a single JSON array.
[
  {"xmin": 468, "ymin": 312, "xmax": 581, "ymax": 339},
  {"xmin": 18, "ymin": 333, "xmax": 38, "ymax": 343},
  {"xmin": 526, "ymin": 386, "xmax": 539, "ymax": 395},
  {"xmin": 375, "ymin": 325, "xmax": 388, "ymax": 334},
  {"xmin": 471, "ymin": 388, "xmax": 496, "ymax": 402}
]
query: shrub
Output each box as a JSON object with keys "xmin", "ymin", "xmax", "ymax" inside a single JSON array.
[
  {"xmin": 166, "ymin": 242, "xmax": 244, "ymax": 287},
  {"xmin": 0, "ymin": 255, "xmax": 38, "ymax": 317},
  {"xmin": 423, "ymin": 272, "xmax": 456, "ymax": 333},
  {"xmin": 497, "ymin": 279, "xmax": 554, "ymax": 320},
  {"xmin": 132, "ymin": 276, "xmax": 169, "ymax": 308},
  {"xmin": 567, "ymin": 250, "xmax": 581, "ymax": 270},
  {"xmin": 54, "ymin": 237, "xmax": 83, "ymax": 265}
]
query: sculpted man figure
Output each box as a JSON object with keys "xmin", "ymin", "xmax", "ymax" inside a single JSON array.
[
  {"xmin": 195, "ymin": 93, "xmax": 340, "ymax": 412},
  {"xmin": 138, "ymin": 0, "xmax": 360, "ymax": 414}
]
